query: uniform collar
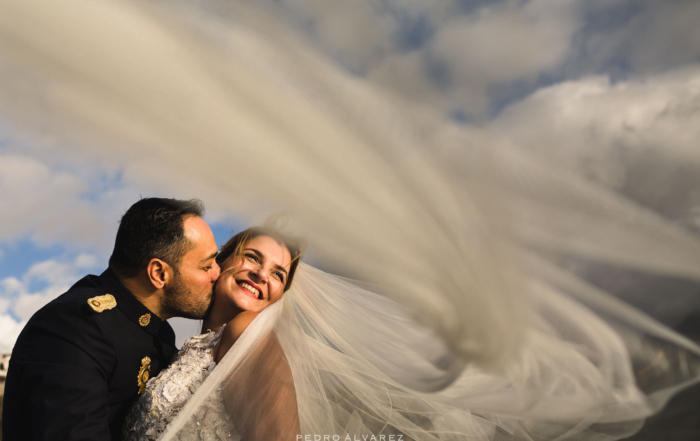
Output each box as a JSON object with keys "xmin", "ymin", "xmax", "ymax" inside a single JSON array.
[{"xmin": 98, "ymin": 268, "xmax": 165, "ymax": 336}]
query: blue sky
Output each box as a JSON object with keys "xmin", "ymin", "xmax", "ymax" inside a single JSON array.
[{"xmin": 1, "ymin": 0, "xmax": 699, "ymax": 350}]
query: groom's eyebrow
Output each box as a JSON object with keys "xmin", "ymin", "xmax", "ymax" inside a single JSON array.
[{"xmin": 201, "ymin": 251, "xmax": 218, "ymax": 262}]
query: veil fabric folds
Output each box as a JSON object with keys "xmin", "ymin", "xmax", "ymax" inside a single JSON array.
[
  {"xmin": 1, "ymin": 0, "xmax": 700, "ymax": 440},
  {"xmin": 159, "ymin": 262, "xmax": 700, "ymax": 441}
]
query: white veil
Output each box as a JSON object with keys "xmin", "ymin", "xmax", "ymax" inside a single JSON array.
[
  {"xmin": 1, "ymin": 0, "xmax": 700, "ymax": 439},
  {"xmin": 158, "ymin": 258, "xmax": 700, "ymax": 440}
]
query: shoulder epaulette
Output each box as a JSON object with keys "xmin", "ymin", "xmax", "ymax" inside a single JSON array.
[{"xmin": 87, "ymin": 294, "xmax": 117, "ymax": 313}]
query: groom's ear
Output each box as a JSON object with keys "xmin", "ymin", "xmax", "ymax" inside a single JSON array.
[{"xmin": 146, "ymin": 258, "xmax": 171, "ymax": 289}]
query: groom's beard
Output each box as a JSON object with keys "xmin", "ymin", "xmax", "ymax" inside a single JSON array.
[{"xmin": 161, "ymin": 272, "xmax": 213, "ymax": 320}]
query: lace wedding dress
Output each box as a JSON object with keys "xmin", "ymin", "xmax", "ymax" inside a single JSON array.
[{"xmin": 123, "ymin": 328, "xmax": 239, "ymax": 441}]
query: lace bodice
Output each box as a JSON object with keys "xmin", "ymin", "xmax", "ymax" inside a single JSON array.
[{"xmin": 123, "ymin": 328, "xmax": 239, "ymax": 441}]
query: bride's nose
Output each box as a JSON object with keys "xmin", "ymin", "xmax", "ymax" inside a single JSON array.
[{"xmin": 249, "ymin": 265, "xmax": 269, "ymax": 284}]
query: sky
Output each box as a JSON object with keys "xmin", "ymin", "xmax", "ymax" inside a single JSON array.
[{"xmin": 1, "ymin": 0, "xmax": 699, "ymax": 351}]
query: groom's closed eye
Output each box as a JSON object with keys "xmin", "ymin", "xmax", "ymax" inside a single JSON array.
[{"xmin": 201, "ymin": 252, "xmax": 218, "ymax": 270}]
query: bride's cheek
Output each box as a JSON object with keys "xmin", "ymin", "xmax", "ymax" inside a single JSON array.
[
  {"xmin": 225, "ymin": 282, "xmax": 239, "ymax": 301},
  {"xmin": 215, "ymin": 275, "xmax": 236, "ymax": 301}
]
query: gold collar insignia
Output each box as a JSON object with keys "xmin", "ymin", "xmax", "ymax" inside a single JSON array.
[{"xmin": 139, "ymin": 313, "xmax": 151, "ymax": 327}]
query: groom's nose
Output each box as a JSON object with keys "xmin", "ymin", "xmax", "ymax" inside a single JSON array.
[{"xmin": 211, "ymin": 260, "xmax": 221, "ymax": 281}]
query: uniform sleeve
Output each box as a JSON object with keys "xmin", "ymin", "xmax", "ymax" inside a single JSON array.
[{"xmin": 16, "ymin": 302, "xmax": 115, "ymax": 441}]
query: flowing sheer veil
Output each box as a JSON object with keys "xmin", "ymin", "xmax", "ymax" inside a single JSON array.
[
  {"xmin": 158, "ymin": 259, "xmax": 700, "ymax": 440},
  {"xmin": 1, "ymin": 1, "xmax": 700, "ymax": 440}
]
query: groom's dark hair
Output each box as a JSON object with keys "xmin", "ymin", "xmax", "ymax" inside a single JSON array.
[{"xmin": 109, "ymin": 197, "xmax": 205, "ymax": 279}]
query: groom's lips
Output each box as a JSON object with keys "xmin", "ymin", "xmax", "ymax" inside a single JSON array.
[{"xmin": 236, "ymin": 279, "xmax": 263, "ymax": 300}]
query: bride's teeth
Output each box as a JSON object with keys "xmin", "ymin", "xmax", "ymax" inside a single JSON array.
[{"xmin": 239, "ymin": 282, "xmax": 260, "ymax": 298}]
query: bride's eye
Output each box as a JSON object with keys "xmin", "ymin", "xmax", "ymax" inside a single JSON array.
[
  {"xmin": 273, "ymin": 271, "xmax": 285, "ymax": 283},
  {"xmin": 245, "ymin": 252, "xmax": 260, "ymax": 263}
]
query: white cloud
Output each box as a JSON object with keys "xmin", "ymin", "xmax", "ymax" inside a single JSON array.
[
  {"xmin": 11, "ymin": 268, "xmax": 79, "ymax": 322},
  {"xmin": 582, "ymin": 0, "xmax": 700, "ymax": 75},
  {"xmin": 0, "ymin": 314, "xmax": 26, "ymax": 353},
  {"xmin": 0, "ymin": 254, "xmax": 101, "ymax": 326},
  {"xmin": 368, "ymin": 0, "xmax": 581, "ymax": 115},
  {"xmin": 432, "ymin": 0, "xmax": 578, "ymax": 81},
  {"xmin": 75, "ymin": 253, "xmax": 99, "ymax": 269},
  {"xmin": 231, "ymin": 0, "xmax": 585, "ymax": 116},
  {"xmin": 0, "ymin": 253, "xmax": 94, "ymax": 350},
  {"xmin": 492, "ymin": 64, "xmax": 700, "ymax": 222},
  {"xmin": 275, "ymin": 0, "xmax": 397, "ymax": 74},
  {"xmin": 494, "ymin": 65, "xmax": 700, "ymax": 174},
  {"xmin": 0, "ymin": 277, "xmax": 24, "ymax": 296},
  {"xmin": 0, "ymin": 151, "xmax": 155, "ymax": 257},
  {"xmin": 327, "ymin": 0, "xmax": 700, "ymax": 118},
  {"xmin": 23, "ymin": 255, "xmax": 95, "ymax": 288},
  {"xmin": 0, "ymin": 154, "xmax": 109, "ymax": 250}
]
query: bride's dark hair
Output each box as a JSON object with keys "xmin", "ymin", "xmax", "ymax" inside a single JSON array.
[{"xmin": 216, "ymin": 214, "xmax": 306, "ymax": 291}]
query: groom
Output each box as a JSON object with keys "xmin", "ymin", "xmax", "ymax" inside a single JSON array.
[{"xmin": 2, "ymin": 197, "xmax": 221, "ymax": 441}]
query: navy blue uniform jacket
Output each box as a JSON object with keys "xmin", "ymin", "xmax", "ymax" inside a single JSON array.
[{"xmin": 2, "ymin": 269, "xmax": 177, "ymax": 440}]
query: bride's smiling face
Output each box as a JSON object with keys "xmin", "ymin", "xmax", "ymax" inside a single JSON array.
[{"xmin": 215, "ymin": 235, "xmax": 292, "ymax": 313}]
